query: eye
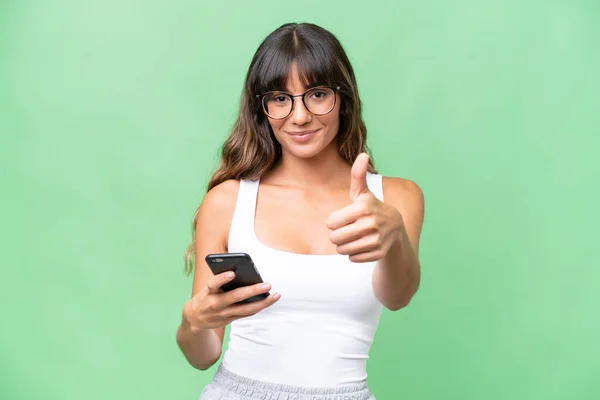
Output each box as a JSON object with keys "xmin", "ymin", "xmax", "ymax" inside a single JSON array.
[
  {"xmin": 308, "ymin": 88, "xmax": 331, "ymax": 99},
  {"xmin": 268, "ymin": 93, "xmax": 290, "ymax": 104}
]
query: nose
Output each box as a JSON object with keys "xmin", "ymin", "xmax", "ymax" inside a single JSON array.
[{"xmin": 289, "ymin": 97, "xmax": 312, "ymax": 125}]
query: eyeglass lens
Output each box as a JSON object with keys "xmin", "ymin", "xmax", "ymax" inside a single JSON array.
[{"xmin": 262, "ymin": 87, "xmax": 335, "ymax": 119}]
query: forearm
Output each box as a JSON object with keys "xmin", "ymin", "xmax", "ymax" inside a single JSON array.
[
  {"xmin": 176, "ymin": 305, "xmax": 223, "ymax": 370},
  {"xmin": 372, "ymin": 229, "xmax": 421, "ymax": 311}
]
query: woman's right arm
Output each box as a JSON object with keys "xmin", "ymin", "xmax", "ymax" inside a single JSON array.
[
  {"xmin": 176, "ymin": 180, "xmax": 280, "ymax": 370},
  {"xmin": 176, "ymin": 180, "xmax": 238, "ymax": 370}
]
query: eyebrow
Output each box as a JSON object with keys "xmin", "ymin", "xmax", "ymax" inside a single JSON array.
[{"xmin": 267, "ymin": 85, "xmax": 330, "ymax": 94}]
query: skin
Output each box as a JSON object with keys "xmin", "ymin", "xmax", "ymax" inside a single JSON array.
[{"xmin": 176, "ymin": 63, "xmax": 425, "ymax": 370}]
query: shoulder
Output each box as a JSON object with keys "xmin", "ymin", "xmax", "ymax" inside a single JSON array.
[
  {"xmin": 195, "ymin": 179, "xmax": 240, "ymax": 237},
  {"xmin": 202, "ymin": 179, "xmax": 240, "ymax": 210},
  {"xmin": 381, "ymin": 176, "xmax": 424, "ymax": 217},
  {"xmin": 381, "ymin": 176, "xmax": 423, "ymax": 200}
]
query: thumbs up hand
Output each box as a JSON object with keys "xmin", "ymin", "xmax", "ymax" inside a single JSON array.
[{"xmin": 326, "ymin": 153, "xmax": 405, "ymax": 263}]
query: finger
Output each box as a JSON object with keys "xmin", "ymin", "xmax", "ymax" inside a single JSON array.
[
  {"xmin": 221, "ymin": 282, "xmax": 273, "ymax": 306},
  {"xmin": 335, "ymin": 232, "xmax": 380, "ymax": 256},
  {"xmin": 349, "ymin": 153, "xmax": 370, "ymax": 201},
  {"xmin": 348, "ymin": 250, "xmax": 383, "ymax": 263},
  {"xmin": 225, "ymin": 292, "xmax": 281, "ymax": 318},
  {"xmin": 206, "ymin": 270, "xmax": 235, "ymax": 294},
  {"xmin": 326, "ymin": 200, "xmax": 369, "ymax": 230},
  {"xmin": 329, "ymin": 217, "xmax": 376, "ymax": 246}
]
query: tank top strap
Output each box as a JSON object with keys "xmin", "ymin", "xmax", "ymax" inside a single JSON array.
[
  {"xmin": 227, "ymin": 178, "xmax": 259, "ymax": 252},
  {"xmin": 366, "ymin": 172, "xmax": 384, "ymax": 202}
]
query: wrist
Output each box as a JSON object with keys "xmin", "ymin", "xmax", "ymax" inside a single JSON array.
[
  {"xmin": 391, "ymin": 223, "xmax": 408, "ymax": 250},
  {"xmin": 180, "ymin": 300, "xmax": 201, "ymax": 335},
  {"xmin": 379, "ymin": 225, "xmax": 409, "ymax": 267}
]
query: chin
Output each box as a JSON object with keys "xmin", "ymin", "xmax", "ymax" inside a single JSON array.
[{"xmin": 282, "ymin": 144, "xmax": 324, "ymax": 160}]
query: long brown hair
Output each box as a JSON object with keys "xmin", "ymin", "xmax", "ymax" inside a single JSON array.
[{"xmin": 184, "ymin": 22, "xmax": 375, "ymax": 275}]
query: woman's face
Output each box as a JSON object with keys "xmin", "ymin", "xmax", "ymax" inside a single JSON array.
[{"xmin": 265, "ymin": 63, "xmax": 341, "ymax": 160}]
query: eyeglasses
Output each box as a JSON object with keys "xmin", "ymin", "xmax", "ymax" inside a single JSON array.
[{"xmin": 256, "ymin": 86, "xmax": 341, "ymax": 120}]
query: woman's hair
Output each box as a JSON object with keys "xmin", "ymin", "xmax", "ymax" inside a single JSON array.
[{"xmin": 184, "ymin": 22, "xmax": 375, "ymax": 275}]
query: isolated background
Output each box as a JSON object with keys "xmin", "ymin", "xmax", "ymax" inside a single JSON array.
[{"xmin": 2, "ymin": 0, "xmax": 599, "ymax": 399}]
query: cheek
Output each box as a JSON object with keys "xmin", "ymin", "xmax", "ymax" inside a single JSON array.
[
  {"xmin": 268, "ymin": 119, "xmax": 284, "ymax": 136},
  {"xmin": 321, "ymin": 110, "xmax": 341, "ymax": 133},
  {"xmin": 323, "ymin": 97, "xmax": 342, "ymax": 132}
]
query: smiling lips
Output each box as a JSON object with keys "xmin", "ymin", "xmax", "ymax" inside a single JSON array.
[{"xmin": 287, "ymin": 129, "xmax": 319, "ymax": 143}]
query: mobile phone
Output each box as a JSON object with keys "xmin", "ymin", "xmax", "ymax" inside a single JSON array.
[{"xmin": 205, "ymin": 252, "xmax": 269, "ymax": 303}]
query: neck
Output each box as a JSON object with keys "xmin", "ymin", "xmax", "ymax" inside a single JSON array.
[{"xmin": 268, "ymin": 147, "xmax": 351, "ymax": 188}]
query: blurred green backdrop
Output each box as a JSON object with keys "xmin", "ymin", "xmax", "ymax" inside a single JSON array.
[{"xmin": 2, "ymin": 0, "xmax": 599, "ymax": 399}]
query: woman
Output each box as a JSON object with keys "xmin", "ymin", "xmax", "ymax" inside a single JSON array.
[{"xmin": 176, "ymin": 22, "xmax": 424, "ymax": 400}]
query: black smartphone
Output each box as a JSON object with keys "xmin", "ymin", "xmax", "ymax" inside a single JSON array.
[{"xmin": 205, "ymin": 252, "xmax": 269, "ymax": 303}]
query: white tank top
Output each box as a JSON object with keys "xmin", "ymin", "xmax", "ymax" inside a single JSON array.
[{"xmin": 221, "ymin": 172, "xmax": 385, "ymax": 387}]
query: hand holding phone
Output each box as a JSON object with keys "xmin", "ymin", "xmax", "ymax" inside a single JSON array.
[
  {"xmin": 205, "ymin": 253, "xmax": 271, "ymax": 304},
  {"xmin": 182, "ymin": 253, "xmax": 281, "ymax": 331}
]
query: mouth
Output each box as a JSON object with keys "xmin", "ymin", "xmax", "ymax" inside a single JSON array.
[
  {"xmin": 287, "ymin": 129, "xmax": 319, "ymax": 143},
  {"xmin": 288, "ymin": 129, "xmax": 319, "ymax": 136}
]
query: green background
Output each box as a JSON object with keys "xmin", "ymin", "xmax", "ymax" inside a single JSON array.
[{"xmin": 2, "ymin": 0, "xmax": 599, "ymax": 399}]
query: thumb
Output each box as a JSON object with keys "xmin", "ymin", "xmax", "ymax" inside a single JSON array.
[{"xmin": 349, "ymin": 153, "xmax": 370, "ymax": 200}]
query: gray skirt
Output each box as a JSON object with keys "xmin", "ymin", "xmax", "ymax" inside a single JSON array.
[{"xmin": 200, "ymin": 364, "xmax": 376, "ymax": 400}]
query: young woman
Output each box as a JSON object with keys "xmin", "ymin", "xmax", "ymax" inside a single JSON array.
[{"xmin": 176, "ymin": 22, "xmax": 424, "ymax": 400}]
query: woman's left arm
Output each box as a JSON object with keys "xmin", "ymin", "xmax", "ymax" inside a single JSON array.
[
  {"xmin": 326, "ymin": 153, "xmax": 425, "ymax": 311},
  {"xmin": 371, "ymin": 177, "xmax": 424, "ymax": 311}
]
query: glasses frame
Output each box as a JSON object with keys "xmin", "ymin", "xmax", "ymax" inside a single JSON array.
[{"xmin": 256, "ymin": 85, "xmax": 342, "ymax": 120}]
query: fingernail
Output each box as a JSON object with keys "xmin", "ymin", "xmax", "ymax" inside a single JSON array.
[
  {"xmin": 273, "ymin": 293, "xmax": 281, "ymax": 300},
  {"xmin": 227, "ymin": 271, "xmax": 235, "ymax": 279},
  {"xmin": 262, "ymin": 283, "xmax": 271, "ymax": 290}
]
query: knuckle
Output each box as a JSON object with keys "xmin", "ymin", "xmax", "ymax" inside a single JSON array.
[
  {"xmin": 371, "ymin": 232, "xmax": 382, "ymax": 246},
  {"xmin": 358, "ymin": 201, "xmax": 370, "ymax": 215},
  {"xmin": 216, "ymin": 309, "xmax": 232, "ymax": 320},
  {"xmin": 234, "ymin": 304, "xmax": 253, "ymax": 317},
  {"xmin": 231, "ymin": 290, "xmax": 246, "ymax": 303},
  {"xmin": 329, "ymin": 231, "xmax": 338, "ymax": 244},
  {"xmin": 366, "ymin": 238, "xmax": 376, "ymax": 249},
  {"xmin": 206, "ymin": 280, "xmax": 217, "ymax": 292},
  {"xmin": 365, "ymin": 216, "xmax": 378, "ymax": 230},
  {"xmin": 207, "ymin": 296, "xmax": 219, "ymax": 311}
]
